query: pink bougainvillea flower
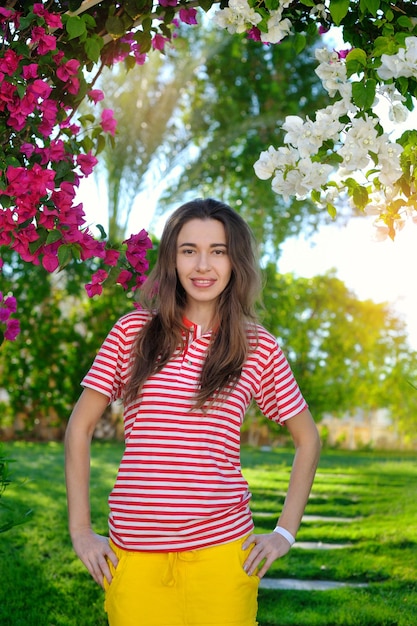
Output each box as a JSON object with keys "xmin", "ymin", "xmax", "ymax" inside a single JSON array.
[
  {"xmin": 22, "ymin": 63, "xmax": 39, "ymax": 79},
  {"xmin": 56, "ymin": 58, "xmax": 80, "ymax": 82},
  {"xmin": 179, "ymin": 7, "xmax": 198, "ymax": 25},
  {"xmin": 0, "ymin": 49, "xmax": 22, "ymax": 75},
  {"xmin": 77, "ymin": 152, "xmax": 99, "ymax": 176},
  {"xmin": 42, "ymin": 252, "xmax": 59, "ymax": 273},
  {"xmin": 151, "ymin": 33, "xmax": 168, "ymax": 52},
  {"xmin": 134, "ymin": 273, "xmax": 148, "ymax": 290},
  {"xmin": 124, "ymin": 229, "xmax": 152, "ymax": 272},
  {"xmin": 336, "ymin": 48, "xmax": 352, "ymax": 59},
  {"xmin": 85, "ymin": 282, "xmax": 103, "ymax": 297},
  {"xmin": 38, "ymin": 99, "xmax": 58, "ymax": 136},
  {"xmin": 101, "ymin": 109, "xmax": 117, "ymax": 135},
  {"xmin": 30, "ymin": 26, "xmax": 56, "ymax": 54},
  {"xmin": 0, "ymin": 307, "xmax": 10, "ymax": 323},
  {"xmin": 4, "ymin": 295, "xmax": 17, "ymax": 313},
  {"xmin": 0, "ymin": 8, "xmax": 14, "ymax": 20},
  {"xmin": 20, "ymin": 142, "xmax": 36, "ymax": 158},
  {"xmin": 4, "ymin": 318, "xmax": 20, "ymax": 341},
  {"xmin": 247, "ymin": 27, "xmax": 262, "ymax": 42},
  {"xmin": 85, "ymin": 269, "xmax": 109, "ymax": 297},
  {"xmin": 27, "ymin": 78, "xmax": 52, "ymax": 100},
  {"xmin": 104, "ymin": 248, "xmax": 121, "ymax": 266},
  {"xmin": 0, "ymin": 81, "xmax": 17, "ymax": 111},
  {"xmin": 158, "ymin": 0, "xmax": 178, "ymax": 6},
  {"xmin": 88, "ymin": 89, "xmax": 104, "ymax": 103},
  {"xmin": 116, "ymin": 269, "xmax": 133, "ymax": 289},
  {"xmin": 49, "ymin": 139, "xmax": 68, "ymax": 162},
  {"xmin": 33, "ymin": 3, "xmax": 63, "ymax": 29},
  {"xmin": 66, "ymin": 76, "xmax": 80, "ymax": 95}
]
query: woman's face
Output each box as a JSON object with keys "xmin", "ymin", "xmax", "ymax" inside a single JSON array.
[{"xmin": 176, "ymin": 218, "xmax": 232, "ymax": 316}]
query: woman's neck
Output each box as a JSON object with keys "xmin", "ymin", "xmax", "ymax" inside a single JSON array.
[{"xmin": 183, "ymin": 306, "xmax": 215, "ymax": 334}]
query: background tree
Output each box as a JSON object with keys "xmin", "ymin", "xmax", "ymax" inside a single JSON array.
[
  {"xmin": 91, "ymin": 23, "xmax": 331, "ymax": 251},
  {"xmin": 93, "ymin": 38, "xmax": 205, "ymax": 241},
  {"xmin": 161, "ymin": 29, "xmax": 333, "ymax": 250},
  {"xmin": 259, "ymin": 266, "xmax": 417, "ymax": 431}
]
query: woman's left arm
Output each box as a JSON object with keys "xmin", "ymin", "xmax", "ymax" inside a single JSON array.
[{"xmin": 242, "ymin": 408, "xmax": 321, "ymax": 578}]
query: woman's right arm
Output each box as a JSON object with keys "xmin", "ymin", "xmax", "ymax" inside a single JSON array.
[{"xmin": 65, "ymin": 387, "xmax": 119, "ymax": 587}]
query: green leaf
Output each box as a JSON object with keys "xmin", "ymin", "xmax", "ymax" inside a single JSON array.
[
  {"xmin": 198, "ymin": 0, "xmax": 216, "ymax": 12},
  {"xmin": 352, "ymin": 185, "xmax": 369, "ymax": 210},
  {"xmin": 96, "ymin": 224, "xmax": 108, "ymax": 240},
  {"xmin": 81, "ymin": 13, "xmax": 96, "ymax": 29},
  {"xmin": 293, "ymin": 33, "xmax": 306, "ymax": 55},
  {"xmin": 95, "ymin": 134, "xmax": 106, "ymax": 155},
  {"xmin": 329, "ymin": 0, "xmax": 350, "ymax": 26},
  {"xmin": 397, "ymin": 15, "xmax": 413, "ymax": 29},
  {"xmin": 360, "ymin": 0, "xmax": 380, "ymax": 17},
  {"xmin": 311, "ymin": 189, "xmax": 321, "ymax": 203},
  {"xmin": 81, "ymin": 137, "xmax": 94, "ymax": 153},
  {"xmin": 346, "ymin": 48, "xmax": 367, "ymax": 67},
  {"xmin": 373, "ymin": 36, "xmax": 397, "ymax": 58},
  {"xmin": 346, "ymin": 48, "xmax": 368, "ymax": 77},
  {"xmin": 105, "ymin": 16, "xmax": 127, "ymax": 38},
  {"xmin": 352, "ymin": 78, "xmax": 376, "ymax": 109},
  {"xmin": 65, "ymin": 15, "xmax": 87, "ymax": 40},
  {"xmin": 326, "ymin": 203, "xmax": 337, "ymax": 219},
  {"xmin": 45, "ymin": 230, "xmax": 62, "ymax": 245},
  {"xmin": 57, "ymin": 244, "xmax": 72, "ymax": 269},
  {"xmin": 84, "ymin": 36, "xmax": 103, "ymax": 63},
  {"xmin": 78, "ymin": 114, "xmax": 95, "ymax": 126},
  {"xmin": 264, "ymin": 0, "xmax": 281, "ymax": 10}
]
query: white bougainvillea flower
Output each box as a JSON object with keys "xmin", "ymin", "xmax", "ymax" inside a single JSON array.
[
  {"xmin": 253, "ymin": 145, "xmax": 298, "ymax": 179},
  {"xmin": 212, "ymin": 0, "xmax": 262, "ymax": 34},
  {"xmin": 377, "ymin": 36, "xmax": 417, "ymax": 80},
  {"xmin": 261, "ymin": 11, "xmax": 292, "ymax": 44},
  {"xmin": 376, "ymin": 138, "xmax": 403, "ymax": 186}
]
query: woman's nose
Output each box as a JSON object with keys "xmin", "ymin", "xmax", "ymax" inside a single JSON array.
[{"xmin": 195, "ymin": 252, "xmax": 211, "ymax": 271}]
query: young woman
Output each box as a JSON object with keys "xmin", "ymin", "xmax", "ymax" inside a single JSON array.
[{"xmin": 65, "ymin": 198, "xmax": 321, "ymax": 626}]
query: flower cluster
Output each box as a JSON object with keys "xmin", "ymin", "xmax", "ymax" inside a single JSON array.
[
  {"xmin": 0, "ymin": 290, "xmax": 20, "ymax": 344},
  {"xmin": 213, "ymin": 0, "xmax": 293, "ymax": 44},
  {"xmin": 86, "ymin": 230, "xmax": 153, "ymax": 297},
  {"xmin": 0, "ymin": 5, "xmax": 118, "ymax": 276},
  {"xmin": 212, "ymin": 0, "xmax": 417, "ymax": 239},
  {"xmin": 0, "ymin": 2, "xmax": 162, "ymax": 342},
  {"xmin": 254, "ymin": 37, "xmax": 417, "ymax": 240},
  {"xmin": 255, "ymin": 47, "xmax": 404, "ymax": 208}
]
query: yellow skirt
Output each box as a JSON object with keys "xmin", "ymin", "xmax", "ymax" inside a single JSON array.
[{"xmin": 103, "ymin": 536, "xmax": 259, "ymax": 626}]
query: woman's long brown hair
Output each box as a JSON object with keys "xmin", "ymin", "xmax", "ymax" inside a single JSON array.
[{"xmin": 124, "ymin": 198, "xmax": 262, "ymax": 409}]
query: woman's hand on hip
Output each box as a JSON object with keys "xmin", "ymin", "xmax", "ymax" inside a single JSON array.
[
  {"xmin": 71, "ymin": 528, "xmax": 119, "ymax": 587},
  {"xmin": 242, "ymin": 532, "xmax": 291, "ymax": 579}
]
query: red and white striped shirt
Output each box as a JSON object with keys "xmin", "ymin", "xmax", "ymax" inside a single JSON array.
[{"xmin": 82, "ymin": 310, "xmax": 307, "ymax": 552}]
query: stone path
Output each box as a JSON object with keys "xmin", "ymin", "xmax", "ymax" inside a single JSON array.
[
  {"xmin": 259, "ymin": 578, "xmax": 368, "ymax": 591},
  {"xmin": 294, "ymin": 541, "xmax": 349, "ymax": 550},
  {"xmin": 257, "ymin": 513, "xmax": 367, "ymax": 590}
]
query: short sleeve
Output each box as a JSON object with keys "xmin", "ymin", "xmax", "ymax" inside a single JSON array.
[
  {"xmin": 254, "ymin": 339, "xmax": 308, "ymax": 425},
  {"xmin": 81, "ymin": 311, "xmax": 146, "ymax": 402}
]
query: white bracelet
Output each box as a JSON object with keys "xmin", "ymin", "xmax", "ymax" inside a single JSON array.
[{"xmin": 274, "ymin": 525, "xmax": 295, "ymax": 546}]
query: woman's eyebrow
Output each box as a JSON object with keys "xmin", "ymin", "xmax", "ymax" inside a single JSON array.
[{"xmin": 178, "ymin": 242, "xmax": 227, "ymax": 248}]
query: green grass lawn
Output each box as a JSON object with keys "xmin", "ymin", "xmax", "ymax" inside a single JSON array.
[{"xmin": 0, "ymin": 442, "xmax": 416, "ymax": 625}]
